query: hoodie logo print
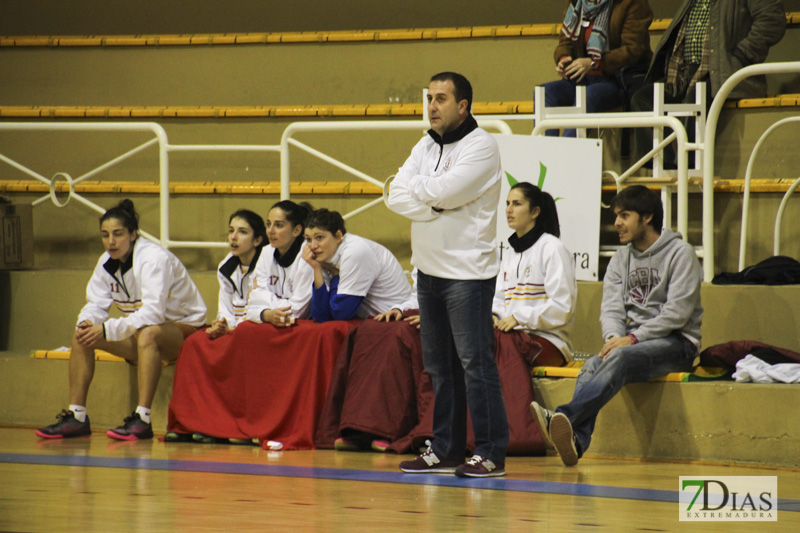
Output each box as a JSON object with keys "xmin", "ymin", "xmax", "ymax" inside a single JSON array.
[{"xmin": 628, "ymin": 267, "xmax": 660, "ymax": 304}]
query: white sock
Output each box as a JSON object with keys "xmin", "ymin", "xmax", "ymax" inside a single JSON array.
[
  {"xmin": 135, "ymin": 405, "xmax": 151, "ymax": 424},
  {"xmin": 69, "ymin": 405, "xmax": 87, "ymax": 422}
]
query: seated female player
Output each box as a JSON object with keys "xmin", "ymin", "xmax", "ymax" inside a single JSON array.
[
  {"xmin": 36, "ymin": 199, "xmax": 207, "ymax": 441},
  {"xmin": 492, "ymin": 181, "xmax": 577, "ymax": 362},
  {"xmin": 205, "ymin": 209, "xmax": 267, "ymax": 340},
  {"xmin": 302, "ymin": 208, "xmax": 414, "ymax": 322},
  {"xmin": 167, "ymin": 201, "xmax": 315, "ymax": 447},
  {"xmin": 316, "ymin": 183, "xmax": 576, "ymax": 455}
]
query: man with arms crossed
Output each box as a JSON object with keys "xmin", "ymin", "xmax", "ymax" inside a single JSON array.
[
  {"xmin": 387, "ymin": 72, "xmax": 508, "ymax": 477},
  {"xmin": 532, "ymin": 185, "xmax": 703, "ymax": 466}
]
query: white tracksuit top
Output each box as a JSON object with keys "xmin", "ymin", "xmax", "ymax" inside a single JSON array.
[
  {"xmin": 77, "ymin": 237, "xmax": 207, "ymax": 342},
  {"xmin": 387, "ymin": 124, "xmax": 502, "ymax": 280},
  {"xmin": 492, "ymin": 233, "xmax": 577, "ymax": 360},
  {"xmin": 245, "ymin": 244, "xmax": 314, "ymax": 322},
  {"xmin": 215, "ymin": 248, "xmax": 262, "ymax": 328}
]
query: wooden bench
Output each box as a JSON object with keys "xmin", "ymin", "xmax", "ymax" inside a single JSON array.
[{"xmin": 532, "ymin": 361, "xmax": 729, "ymax": 382}]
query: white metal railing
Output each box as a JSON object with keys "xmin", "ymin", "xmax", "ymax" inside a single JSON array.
[
  {"xmin": 531, "ymin": 114, "xmax": 691, "ymax": 241},
  {"xmin": 532, "ymin": 83, "xmax": 706, "ymax": 260},
  {"xmin": 534, "ymin": 83, "xmax": 707, "ymax": 177},
  {"xmin": 704, "ymin": 61, "xmax": 800, "ymax": 281},
  {"xmin": 737, "ymin": 116, "xmax": 800, "ymax": 270},
  {"xmin": 0, "ymin": 118, "xmax": 514, "ymax": 249},
  {"xmin": 278, "ymin": 118, "xmax": 513, "ymax": 221},
  {"xmin": 0, "ymin": 121, "xmax": 276, "ymax": 250}
]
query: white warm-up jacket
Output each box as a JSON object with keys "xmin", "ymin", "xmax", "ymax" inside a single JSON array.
[
  {"xmin": 215, "ymin": 247, "xmax": 263, "ymax": 327},
  {"xmin": 492, "ymin": 233, "xmax": 577, "ymax": 359},
  {"xmin": 77, "ymin": 237, "xmax": 207, "ymax": 342},
  {"xmin": 245, "ymin": 243, "xmax": 314, "ymax": 322},
  {"xmin": 387, "ymin": 119, "xmax": 502, "ymax": 280}
]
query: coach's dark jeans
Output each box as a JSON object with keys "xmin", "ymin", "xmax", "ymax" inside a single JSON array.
[{"xmin": 417, "ymin": 270, "xmax": 509, "ymax": 464}]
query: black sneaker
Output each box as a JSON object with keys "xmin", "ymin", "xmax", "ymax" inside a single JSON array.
[
  {"xmin": 35, "ymin": 410, "xmax": 91, "ymax": 439},
  {"xmin": 165, "ymin": 431, "xmax": 193, "ymax": 443},
  {"xmin": 192, "ymin": 432, "xmax": 227, "ymax": 444},
  {"xmin": 399, "ymin": 448, "xmax": 460, "ymax": 474},
  {"xmin": 106, "ymin": 412, "xmax": 154, "ymax": 441}
]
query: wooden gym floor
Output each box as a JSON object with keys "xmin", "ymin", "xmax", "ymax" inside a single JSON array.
[{"xmin": 1, "ymin": 427, "xmax": 797, "ymax": 532}]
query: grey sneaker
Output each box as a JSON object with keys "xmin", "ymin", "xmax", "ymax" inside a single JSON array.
[
  {"xmin": 529, "ymin": 401, "xmax": 555, "ymax": 448},
  {"xmin": 550, "ymin": 413, "xmax": 579, "ymax": 466},
  {"xmin": 455, "ymin": 455, "xmax": 506, "ymax": 478}
]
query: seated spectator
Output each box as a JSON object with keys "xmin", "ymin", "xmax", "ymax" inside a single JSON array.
[
  {"xmin": 493, "ymin": 182, "xmax": 577, "ymax": 361},
  {"xmin": 302, "ymin": 208, "xmax": 414, "ymax": 322},
  {"xmin": 540, "ymin": 0, "xmax": 653, "ymax": 137},
  {"xmin": 631, "ymin": 0, "xmax": 785, "ymax": 166},
  {"xmin": 531, "ymin": 185, "xmax": 703, "ymax": 466},
  {"xmin": 316, "ymin": 184, "xmax": 576, "ymax": 455},
  {"xmin": 36, "ymin": 199, "xmax": 207, "ymax": 441}
]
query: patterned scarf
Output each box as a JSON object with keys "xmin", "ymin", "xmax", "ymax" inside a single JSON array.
[{"xmin": 561, "ymin": 0, "xmax": 613, "ymax": 61}]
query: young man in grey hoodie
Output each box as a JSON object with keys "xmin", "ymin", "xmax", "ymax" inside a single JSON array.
[{"xmin": 531, "ymin": 185, "xmax": 703, "ymax": 466}]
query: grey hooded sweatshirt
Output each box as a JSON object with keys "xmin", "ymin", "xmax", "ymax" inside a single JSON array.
[{"xmin": 600, "ymin": 228, "xmax": 703, "ymax": 352}]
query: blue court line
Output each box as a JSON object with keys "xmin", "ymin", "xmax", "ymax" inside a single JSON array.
[{"xmin": 2, "ymin": 452, "xmax": 798, "ymax": 512}]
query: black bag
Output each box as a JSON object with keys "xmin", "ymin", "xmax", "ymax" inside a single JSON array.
[{"xmin": 712, "ymin": 255, "xmax": 800, "ymax": 285}]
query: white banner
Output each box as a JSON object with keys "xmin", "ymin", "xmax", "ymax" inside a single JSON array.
[{"xmin": 494, "ymin": 135, "xmax": 602, "ymax": 281}]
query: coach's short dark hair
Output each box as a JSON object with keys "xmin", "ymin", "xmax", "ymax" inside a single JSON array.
[{"xmin": 430, "ymin": 72, "xmax": 473, "ymax": 112}]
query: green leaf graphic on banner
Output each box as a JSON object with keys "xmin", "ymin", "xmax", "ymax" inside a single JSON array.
[
  {"xmin": 538, "ymin": 162, "xmax": 547, "ymax": 189},
  {"xmin": 507, "ymin": 163, "xmax": 563, "ymax": 201}
]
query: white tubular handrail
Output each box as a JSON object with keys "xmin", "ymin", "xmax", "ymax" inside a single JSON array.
[
  {"xmin": 0, "ymin": 121, "xmax": 276, "ymax": 250},
  {"xmin": 532, "ymin": 115, "xmax": 690, "ymax": 239},
  {"xmin": 738, "ymin": 116, "xmax": 800, "ymax": 270},
  {"xmin": 0, "ymin": 121, "xmax": 168, "ymax": 244},
  {"xmin": 774, "ymin": 175, "xmax": 800, "ymax": 257},
  {"xmin": 703, "ymin": 61, "xmax": 800, "ymax": 281}
]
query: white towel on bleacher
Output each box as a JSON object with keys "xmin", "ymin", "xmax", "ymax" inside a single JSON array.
[{"xmin": 733, "ymin": 354, "xmax": 800, "ymax": 384}]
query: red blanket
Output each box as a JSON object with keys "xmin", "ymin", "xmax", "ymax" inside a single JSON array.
[
  {"xmin": 168, "ymin": 319, "xmax": 357, "ymax": 450},
  {"xmin": 315, "ymin": 319, "xmax": 566, "ymax": 455}
]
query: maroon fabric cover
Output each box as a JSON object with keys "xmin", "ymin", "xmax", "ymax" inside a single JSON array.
[
  {"xmin": 315, "ymin": 320, "xmax": 566, "ymax": 455},
  {"xmin": 168, "ymin": 319, "xmax": 357, "ymax": 450},
  {"xmin": 700, "ymin": 340, "xmax": 800, "ymax": 370}
]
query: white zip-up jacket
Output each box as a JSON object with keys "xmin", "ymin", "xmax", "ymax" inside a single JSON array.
[
  {"xmin": 387, "ymin": 115, "xmax": 502, "ymax": 280},
  {"xmin": 492, "ymin": 232, "xmax": 577, "ymax": 359},
  {"xmin": 216, "ymin": 247, "xmax": 263, "ymax": 327},
  {"xmin": 77, "ymin": 237, "xmax": 207, "ymax": 342},
  {"xmin": 245, "ymin": 241, "xmax": 314, "ymax": 322}
]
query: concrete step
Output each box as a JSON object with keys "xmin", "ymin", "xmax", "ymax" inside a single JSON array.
[{"xmin": 534, "ymin": 377, "xmax": 798, "ymax": 467}]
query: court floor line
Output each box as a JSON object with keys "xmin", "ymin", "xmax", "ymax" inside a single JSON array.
[{"xmin": 2, "ymin": 452, "xmax": 797, "ymax": 512}]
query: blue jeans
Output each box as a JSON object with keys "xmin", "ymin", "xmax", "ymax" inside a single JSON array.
[
  {"xmin": 555, "ymin": 332, "xmax": 696, "ymax": 456},
  {"xmin": 417, "ymin": 271, "xmax": 509, "ymax": 464},
  {"xmin": 541, "ymin": 75, "xmax": 623, "ymax": 137}
]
